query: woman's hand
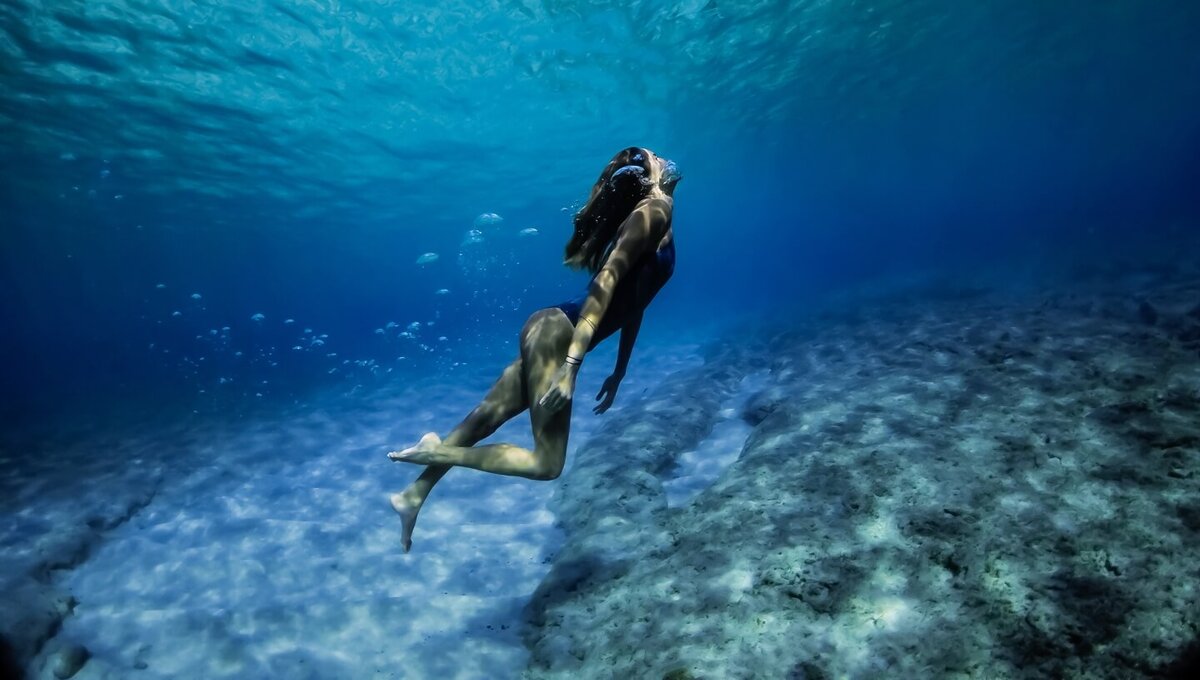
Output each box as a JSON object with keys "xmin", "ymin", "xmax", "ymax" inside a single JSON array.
[
  {"xmin": 593, "ymin": 374, "xmax": 623, "ymax": 414},
  {"xmin": 538, "ymin": 361, "xmax": 579, "ymax": 413}
]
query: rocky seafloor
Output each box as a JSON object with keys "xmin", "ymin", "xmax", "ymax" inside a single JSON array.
[
  {"xmin": 2, "ymin": 263, "xmax": 1199, "ymax": 680},
  {"xmin": 523, "ymin": 267, "xmax": 1200, "ymax": 679}
]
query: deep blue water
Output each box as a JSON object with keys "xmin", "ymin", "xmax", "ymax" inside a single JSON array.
[
  {"xmin": 2, "ymin": 0, "xmax": 1199, "ymax": 440},
  {"xmin": 4, "ymin": 4, "xmax": 1200, "ymax": 679}
]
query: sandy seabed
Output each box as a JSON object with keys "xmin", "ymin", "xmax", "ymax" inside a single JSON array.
[
  {"xmin": 3, "ymin": 265, "xmax": 1200, "ymax": 679},
  {"xmin": 0, "ymin": 333, "xmax": 702, "ymax": 680}
]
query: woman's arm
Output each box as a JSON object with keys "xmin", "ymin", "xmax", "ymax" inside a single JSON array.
[
  {"xmin": 593, "ymin": 311, "xmax": 641, "ymax": 414},
  {"xmin": 537, "ymin": 198, "xmax": 671, "ymax": 413},
  {"xmin": 564, "ymin": 198, "xmax": 670, "ymax": 361},
  {"xmin": 612, "ymin": 310, "xmax": 642, "ymax": 378}
]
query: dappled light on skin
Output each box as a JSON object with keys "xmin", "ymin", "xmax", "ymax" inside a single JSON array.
[
  {"xmin": 3, "ymin": 2, "xmax": 1198, "ymax": 678},
  {"xmin": 387, "ymin": 148, "xmax": 678, "ymax": 552}
]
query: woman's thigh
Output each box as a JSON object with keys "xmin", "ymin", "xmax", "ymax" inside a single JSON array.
[{"xmin": 519, "ymin": 308, "xmax": 575, "ymax": 475}]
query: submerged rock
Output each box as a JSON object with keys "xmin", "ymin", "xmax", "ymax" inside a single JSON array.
[
  {"xmin": 0, "ymin": 582, "xmax": 75, "ymax": 677},
  {"xmin": 740, "ymin": 384, "xmax": 788, "ymax": 426},
  {"xmin": 50, "ymin": 642, "xmax": 89, "ymax": 679},
  {"xmin": 523, "ymin": 276, "xmax": 1200, "ymax": 679}
]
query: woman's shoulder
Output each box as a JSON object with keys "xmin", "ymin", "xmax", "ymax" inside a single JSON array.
[
  {"xmin": 643, "ymin": 195, "xmax": 673, "ymax": 217},
  {"xmin": 633, "ymin": 196, "xmax": 673, "ymax": 237}
]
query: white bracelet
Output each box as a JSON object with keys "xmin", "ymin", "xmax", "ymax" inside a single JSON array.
[{"xmin": 565, "ymin": 354, "xmax": 582, "ymax": 365}]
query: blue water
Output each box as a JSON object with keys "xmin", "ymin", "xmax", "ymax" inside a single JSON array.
[
  {"xmin": 3, "ymin": 0, "xmax": 1197, "ymax": 435},
  {"xmin": 2, "ymin": 1, "xmax": 1200, "ymax": 678}
]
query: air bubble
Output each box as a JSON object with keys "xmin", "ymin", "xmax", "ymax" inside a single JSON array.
[{"xmin": 472, "ymin": 212, "xmax": 504, "ymax": 230}]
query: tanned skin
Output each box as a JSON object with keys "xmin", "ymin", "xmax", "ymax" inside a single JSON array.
[{"xmin": 387, "ymin": 149, "xmax": 676, "ymax": 553}]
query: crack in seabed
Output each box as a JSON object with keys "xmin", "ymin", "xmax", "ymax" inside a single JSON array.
[
  {"xmin": 40, "ymin": 339, "xmax": 706, "ymax": 679},
  {"xmin": 662, "ymin": 370, "xmax": 768, "ymax": 508}
]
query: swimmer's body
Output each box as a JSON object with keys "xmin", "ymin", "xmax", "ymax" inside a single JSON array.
[{"xmin": 388, "ymin": 147, "xmax": 681, "ymax": 552}]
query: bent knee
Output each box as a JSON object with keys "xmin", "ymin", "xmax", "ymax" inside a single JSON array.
[
  {"xmin": 531, "ymin": 464, "xmax": 562, "ymax": 481},
  {"xmin": 529, "ymin": 450, "xmax": 564, "ymax": 481}
]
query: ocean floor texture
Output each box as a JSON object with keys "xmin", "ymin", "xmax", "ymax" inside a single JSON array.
[
  {"xmin": 0, "ymin": 338, "xmax": 703, "ymax": 680},
  {"xmin": 4, "ymin": 266, "xmax": 1200, "ymax": 679},
  {"xmin": 524, "ymin": 268, "xmax": 1200, "ymax": 679}
]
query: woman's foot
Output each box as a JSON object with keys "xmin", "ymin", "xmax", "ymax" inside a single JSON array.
[
  {"xmin": 389, "ymin": 489, "xmax": 422, "ymax": 553},
  {"xmin": 388, "ymin": 432, "xmax": 443, "ymax": 465}
]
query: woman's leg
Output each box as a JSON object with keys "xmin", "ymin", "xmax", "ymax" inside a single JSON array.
[
  {"xmin": 389, "ymin": 358, "xmax": 527, "ymax": 552},
  {"xmin": 390, "ymin": 309, "xmax": 574, "ymax": 479}
]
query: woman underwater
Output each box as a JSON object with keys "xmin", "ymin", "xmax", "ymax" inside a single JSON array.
[{"xmin": 387, "ymin": 147, "xmax": 681, "ymax": 552}]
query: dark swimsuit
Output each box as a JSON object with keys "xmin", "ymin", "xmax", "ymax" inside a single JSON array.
[{"xmin": 554, "ymin": 237, "xmax": 676, "ymax": 349}]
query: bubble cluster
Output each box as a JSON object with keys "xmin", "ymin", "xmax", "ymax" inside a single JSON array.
[
  {"xmin": 142, "ymin": 205, "xmax": 550, "ymax": 410},
  {"xmin": 144, "ymin": 286, "xmax": 409, "ymax": 409},
  {"xmin": 473, "ymin": 212, "xmax": 504, "ymax": 230}
]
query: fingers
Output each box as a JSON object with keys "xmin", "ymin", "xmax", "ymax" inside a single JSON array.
[
  {"xmin": 593, "ymin": 393, "xmax": 614, "ymax": 414},
  {"xmin": 539, "ymin": 389, "xmax": 564, "ymax": 413}
]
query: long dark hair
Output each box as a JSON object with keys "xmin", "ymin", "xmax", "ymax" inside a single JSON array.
[{"xmin": 563, "ymin": 147, "xmax": 652, "ymax": 273}]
